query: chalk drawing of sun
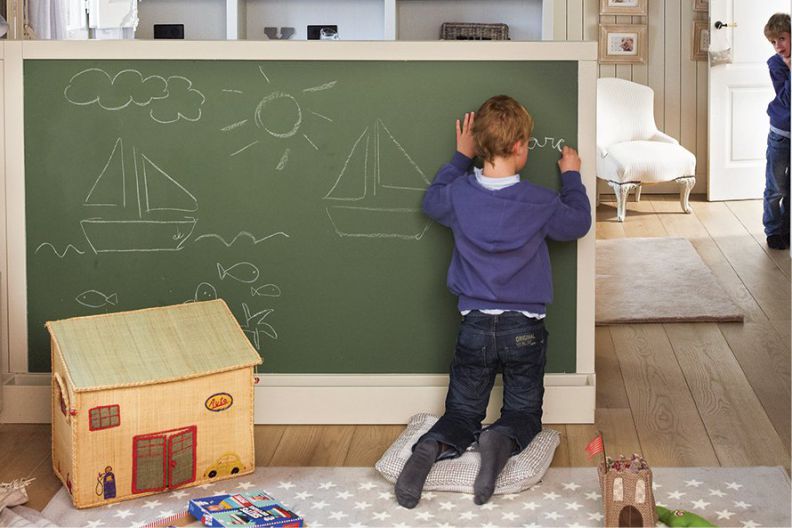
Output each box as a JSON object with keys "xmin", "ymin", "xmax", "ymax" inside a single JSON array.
[{"xmin": 221, "ymin": 65, "xmax": 335, "ymax": 171}]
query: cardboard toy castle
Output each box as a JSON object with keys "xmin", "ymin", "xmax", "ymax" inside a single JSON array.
[
  {"xmin": 597, "ymin": 454, "xmax": 658, "ymax": 527},
  {"xmin": 48, "ymin": 300, "xmax": 262, "ymax": 508}
]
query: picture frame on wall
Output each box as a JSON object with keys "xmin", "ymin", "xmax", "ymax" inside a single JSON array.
[
  {"xmin": 598, "ymin": 24, "xmax": 647, "ymax": 64},
  {"xmin": 693, "ymin": 0, "xmax": 709, "ymax": 13},
  {"xmin": 692, "ymin": 20, "xmax": 709, "ymax": 60},
  {"xmin": 600, "ymin": 0, "xmax": 648, "ymax": 16}
]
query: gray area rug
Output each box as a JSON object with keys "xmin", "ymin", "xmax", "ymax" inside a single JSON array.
[
  {"xmin": 0, "ymin": 506, "xmax": 56, "ymax": 527},
  {"xmin": 42, "ymin": 466, "xmax": 789, "ymax": 527},
  {"xmin": 596, "ymin": 237, "xmax": 744, "ymax": 325}
]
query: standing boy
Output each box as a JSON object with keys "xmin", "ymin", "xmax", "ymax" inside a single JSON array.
[
  {"xmin": 763, "ymin": 13, "xmax": 790, "ymax": 250},
  {"xmin": 395, "ymin": 96, "xmax": 591, "ymax": 508}
]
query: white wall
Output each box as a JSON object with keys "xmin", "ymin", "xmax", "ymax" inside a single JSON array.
[{"xmin": 556, "ymin": 0, "xmax": 709, "ymax": 194}]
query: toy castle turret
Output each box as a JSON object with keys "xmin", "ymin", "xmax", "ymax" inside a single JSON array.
[{"xmin": 597, "ymin": 454, "xmax": 658, "ymax": 527}]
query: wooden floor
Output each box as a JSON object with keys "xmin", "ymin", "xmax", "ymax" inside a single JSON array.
[{"xmin": 1, "ymin": 195, "xmax": 789, "ymax": 512}]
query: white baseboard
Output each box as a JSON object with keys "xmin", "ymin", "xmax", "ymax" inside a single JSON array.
[{"xmin": 1, "ymin": 373, "xmax": 595, "ymax": 424}]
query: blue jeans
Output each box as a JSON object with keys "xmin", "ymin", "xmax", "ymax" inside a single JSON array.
[
  {"xmin": 763, "ymin": 130, "xmax": 790, "ymax": 238},
  {"xmin": 417, "ymin": 311, "xmax": 548, "ymax": 459}
]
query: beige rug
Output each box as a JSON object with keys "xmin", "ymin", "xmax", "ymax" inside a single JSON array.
[{"xmin": 596, "ymin": 237, "xmax": 744, "ymax": 325}]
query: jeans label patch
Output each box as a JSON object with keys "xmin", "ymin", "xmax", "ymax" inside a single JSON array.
[{"xmin": 515, "ymin": 334, "xmax": 536, "ymax": 347}]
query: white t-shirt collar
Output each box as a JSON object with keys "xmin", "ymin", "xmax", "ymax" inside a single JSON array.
[{"xmin": 474, "ymin": 167, "xmax": 520, "ymax": 190}]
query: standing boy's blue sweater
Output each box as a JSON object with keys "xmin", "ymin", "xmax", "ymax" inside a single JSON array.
[
  {"xmin": 422, "ymin": 151, "xmax": 591, "ymax": 314},
  {"xmin": 767, "ymin": 54, "xmax": 790, "ymax": 132}
]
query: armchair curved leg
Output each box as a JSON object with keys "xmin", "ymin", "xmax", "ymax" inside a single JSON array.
[
  {"xmin": 607, "ymin": 181, "xmax": 639, "ymax": 222},
  {"xmin": 634, "ymin": 184, "xmax": 642, "ymax": 202},
  {"xmin": 677, "ymin": 176, "xmax": 695, "ymax": 214}
]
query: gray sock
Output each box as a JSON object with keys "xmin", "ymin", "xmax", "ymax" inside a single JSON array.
[
  {"xmin": 474, "ymin": 430, "xmax": 515, "ymax": 505},
  {"xmin": 395, "ymin": 440, "xmax": 441, "ymax": 508}
]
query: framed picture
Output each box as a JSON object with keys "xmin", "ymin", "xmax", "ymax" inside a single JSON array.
[
  {"xmin": 692, "ymin": 20, "xmax": 709, "ymax": 60},
  {"xmin": 693, "ymin": 0, "xmax": 708, "ymax": 13},
  {"xmin": 598, "ymin": 24, "xmax": 647, "ymax": 64},
  {"xmin": 600, "ymin": 0, "xmax": 648, "ymax": 16}
]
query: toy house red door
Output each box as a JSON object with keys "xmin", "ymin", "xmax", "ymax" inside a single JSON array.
[{"xmin": 133, "ymin": 426, "xmax": 196, "ymax": 494}]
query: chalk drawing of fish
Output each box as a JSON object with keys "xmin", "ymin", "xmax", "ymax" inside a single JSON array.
[
  {"xmin": 217, "ymin": 262, "xmax": 260, "ymax": 283},
  {"xmin": 76, "ymin": 290, "xmax": 118, "ymax": 308},
  {"xmin": 185, "ymin": 282, "xmax": 218, "ymax": 303},
  {"xmin": 251, "ymin": 284, "xmax": 282, "ymax": 297}
]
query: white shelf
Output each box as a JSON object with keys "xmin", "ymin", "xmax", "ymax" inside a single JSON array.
[
  {"xmin": 245, "ymin": 0, "xmax": 386, "ymax": 41},
  {"xmin": 396, "ymin": 0, "xmax": 544, "ymax": 41},
  {"xmin": 135, "ymin": 0, "xmax": 553, "ymax": 41},
  {"xmin": 137, "ymin": 0, "xmax": 228, "ymax": 40}
]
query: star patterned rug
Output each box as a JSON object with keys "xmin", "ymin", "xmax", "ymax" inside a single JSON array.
[{"xmin": 41, "ymin": 466, "xmax": 790, "ymax": 527}]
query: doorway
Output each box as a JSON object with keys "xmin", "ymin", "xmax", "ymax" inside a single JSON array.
[{"xmin": 132, "ymin": 426, "xmax": 196, "ymax": 494}]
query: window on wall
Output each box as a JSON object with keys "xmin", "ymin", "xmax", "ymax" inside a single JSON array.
[{"xmin": 89, "ymin": 405, "xmax": 120, "ymax": 431}]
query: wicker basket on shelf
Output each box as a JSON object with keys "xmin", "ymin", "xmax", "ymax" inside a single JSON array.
[{"xmin": 440, "ymin": 22, "xmax": 510, "ymax": 40}]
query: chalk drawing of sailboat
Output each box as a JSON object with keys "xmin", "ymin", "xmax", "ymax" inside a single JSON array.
[
  {"xmin": 80, "ymin": 137, "xmax": 198, "ymax": 253},
  {"xmin": 323, "ymin": 119, "xmax": 432, "ymax": 240}
]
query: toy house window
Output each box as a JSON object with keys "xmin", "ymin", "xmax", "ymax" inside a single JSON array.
[
  {"xmin": 59, "ymin": 392, "xmax": 67, "ymax": 417},
  {"xmin": 89, "ymin": 405, "xmax": 120, "ymax": 431},
  {"xmin": 635, "ymin": 479, "xmax": 646, "ymax": 503},
  {"xmin": 613, "ymin": 477, "xmax": 624, "ymax": 501}
]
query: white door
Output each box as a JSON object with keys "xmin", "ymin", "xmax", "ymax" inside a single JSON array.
[{"xmin": 708, "ymin": 0, "xmax": 788, "ymax": 201}]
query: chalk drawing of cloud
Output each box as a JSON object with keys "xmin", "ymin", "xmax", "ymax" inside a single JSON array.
[
  {"xmin": 64, "ymin": 68, "xmax": 168, "ymax": 110},
  {"xmin": 64, "ymin": 68, "xmax": 205, "ymax": 124},
  {"xmin": 150, "ymin": 76, "xmax": 206, "ymax": 123}
]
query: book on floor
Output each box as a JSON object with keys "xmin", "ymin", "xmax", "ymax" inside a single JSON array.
[{"xmin": 188, "ymin": 490, "xmax": 303, "ymax": 527}]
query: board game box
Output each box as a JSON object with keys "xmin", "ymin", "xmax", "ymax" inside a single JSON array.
[{"xmin": 188, "ymin": 490, "xmax": 304, "ymax": 527}]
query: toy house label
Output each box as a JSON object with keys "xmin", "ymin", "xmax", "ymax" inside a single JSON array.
[{"xmin": 206, "ymin": 393, "xmax": 233, "ymax": 412}]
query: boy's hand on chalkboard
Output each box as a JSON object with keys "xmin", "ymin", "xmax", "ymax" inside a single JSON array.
[
  {"xmin": 456, "ymin": 112, "xmax": 476, "ymax": 159},
  {"xmin": 558, "ymin": 145, "xmax": 581, "ymax": 173}
]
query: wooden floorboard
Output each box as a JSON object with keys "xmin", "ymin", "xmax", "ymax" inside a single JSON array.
[
  {"xmin": 344, "ymin": 425, "xmax": 404, "ymax": 467},
  {"xmin": 2, "ymin": 196, "xmax": 789, "ymax": 512},
  {"xmin": 695, "ymin": 201, "xmax": 791, "ymax": 322},
  {"xmin": 717, "ymin": 320, "xmax": 791, "ymax": 456},
  {"xmin": 268, "ymin": 425, "xmax": 354, "ymax": 467},
  {"xmin": 254, "ymin": 425, "xmax": 288, "ymax": 466},
  {"xmin": 726, "ymin": 200, "xmax": 791, "ymax": 279},
  {"xmin": 549, "ymin": 425, "xmax": 570, "ymax": 467},
  {"xmin": 609, "ymin": 324, "xmax": 720, "ymax": 466},
  {"xmin": 664, "ymin": 323, "xmax": 789, "ymax": 468}
]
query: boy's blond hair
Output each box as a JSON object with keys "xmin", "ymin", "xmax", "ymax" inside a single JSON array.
[
  {"xmin": 472, "ymin": 95, "xmax": 534, "ymax": 164},
  {"xmin": 765, "ymin": 13, "xmax": 790, "ymax": 40}
]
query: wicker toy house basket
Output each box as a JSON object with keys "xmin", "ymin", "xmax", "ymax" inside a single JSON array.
[
  {"xmin": 598, "ymin": 459, "xmax": 658, "ymax": 527},
  {"xmin": 48, "ymin": 300, "xmax": 262, "ymax": 508}
]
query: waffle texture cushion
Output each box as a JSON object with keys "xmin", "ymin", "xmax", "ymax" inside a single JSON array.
[{"xmin": 374, "ymin": 413, "xmax": 560, "ymax": 494}]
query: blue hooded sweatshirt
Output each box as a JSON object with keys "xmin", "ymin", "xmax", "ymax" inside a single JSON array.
[
  {"xmin": 767, "ymin": 54, "xmax": 790, "ymax": 133},
  {"xmin": 422, "ymin": 152, "xmax": 591, "ymax": 314}
]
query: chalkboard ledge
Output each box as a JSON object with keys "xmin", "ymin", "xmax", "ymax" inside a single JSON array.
[{"xmin": 0, "ymin": 372, "xmax": 594, "ymax": 424}]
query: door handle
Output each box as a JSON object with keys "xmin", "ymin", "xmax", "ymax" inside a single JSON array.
[{"xmin": 714, "ymin": 21, "xmax": 738, "ymax": 30}]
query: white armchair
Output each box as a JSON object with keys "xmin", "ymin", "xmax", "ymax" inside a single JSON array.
[{"xmin": 596, "ymin": 77, "xmax": 696, "ymax": 222}]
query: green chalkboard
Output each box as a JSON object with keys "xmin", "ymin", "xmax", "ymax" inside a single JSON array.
[{"xmin": 24, "ymin": 59, "xmax": 578, "ymax": 374}]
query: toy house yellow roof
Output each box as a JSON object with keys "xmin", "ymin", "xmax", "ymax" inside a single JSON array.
[{"xmin": 47, "ymin": 299, "xmax": 262, "ymax": 392}]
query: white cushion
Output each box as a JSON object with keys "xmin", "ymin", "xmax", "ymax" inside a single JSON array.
[
  {"xmin": 374, "ymin": 413, "xmax": 560, "ymax": 494},
  {"xmin": 597, "ymin": 140, "xmax": 696, "ymax": 184}
]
